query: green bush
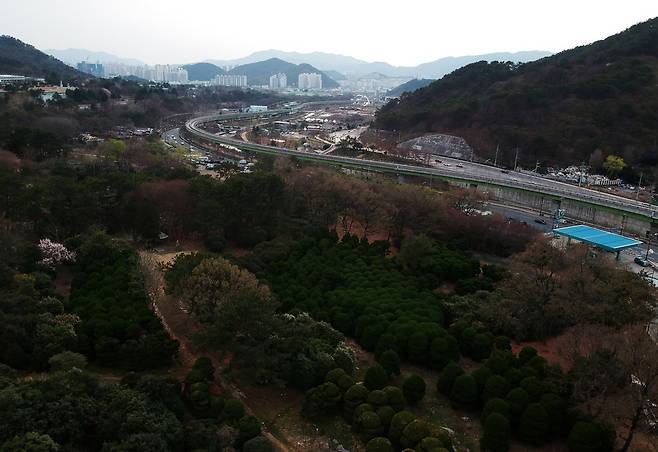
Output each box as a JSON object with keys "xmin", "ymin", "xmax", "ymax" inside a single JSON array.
[
  {"xmin": 520, "ymin": 376, "xmax": 545, "ymax": 402},
  {"xmin": 344, "ymin": 384, "xmax": 369, "ymax": 417},
  {"xmin": 223, "ymin": 399, "xmax": 245, "ymax": 422},
  {"xmin": 237, "ymin": 415, "xmax": 261, "ymax": 445},
  {"xmin": 388, "ymin": 411, "xmax": 415, "ymax": 444},
  {"xmin": 472, "ymin": 366, "xmax": 493, "ymax": 393},
  {"xmin": 358, "ymin": 411, "xmax": 384, "ymax": 440},
  {"xmin": 364, "ymin": 364, "xmax": 389, "ymax": 391},
  {"xmin": 540, "ymin": 393, "xmax": 567, "ymax": 433},
  {"xmin": 383, "ymin": 386, "xmax": 405, "ymax": 411},
  {"xmin": 482, "ymin": 375, "xmax": 511, "ymax": 402},
  {"xmin": 368, "ymin": 390, "xmax": 389, "ymax": 406},
  {"xmin": 402, "ymin": 374, "xmax": 426, "ymax": 405},
  {"xmin": 567, "ymin": 422, "xmax": 607, "ymax": 452},
  {"xmin": 376, "ymin": 406, "xmax": 396, "ymax": 430},
  {"xmin": 366, "ymin": 437, "xmax": 394, "ymax": 452},
  {"xmin": 450, "ymin": 374, "xmax": 478, "ymax": 408},
  {"xmin": 480, "ymin": 412, "xmax": 511, "ymax": 452},
  {"xmin": 481, "ymin": 398, "xmax": 510, "ymax": 422},
  {"xmin": 437, "ymin": 362, "xmax": 464, "ymax": 395},
  {"xmin": 471, "ymin": 333, "xmax": 493, "ymax": 361},
  {"xmin": 400, "ymin": 419, "xmax": 430, "ymax": 449},
  {"xmin": 353, "ymin": 403, "xmax": 375, "ymax": 424},
  {"xmin": 379, "ymin": 349, "xmax": 401, "ymax": 376},
  {"xmin": 48, "ymin": 351, "xmax": 87, "ymax": 371},
  {"xmin": 416, "ymin": 436, "xmax": 444, "ymax": 451},
  {"xmin": 518, "ymin": 403, "xmax": 549, "ymax": 445},
  {"xmin": 506, "ymin": 387, "xmax": 529, "ymax": 423},
  {"xmin": 429, "ymin": 335, "xmax": 459, "ymax": 370},
  {"xmin": 325, "ymin": 368, "xmax": 348, "ymax": 384},
  {"xmin": 518, "ymin": 346, "xmax": 538, "ymax": 365}
]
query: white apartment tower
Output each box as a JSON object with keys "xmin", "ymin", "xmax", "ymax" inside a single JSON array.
[
  {"xmin": 298, "ymin": 72, "xmax": 322, "ymax": 90},
  {"xmin": 269, "ymin": 73, "xmax": 287, "ymax": 90},
  {"xmin": 212, "ymin": 74, "xmax": 248, "ymax": 87}
]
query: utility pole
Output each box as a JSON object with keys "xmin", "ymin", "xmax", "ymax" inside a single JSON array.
[
  {"xmin": 636, "ymin": 171, "xmax": 643, "ymax": 200},
  {"xmin": 494, "ymin": 144, "xmax": 499, "ymax": 167},
  {"xmin": 513, "ymin": 148, "xmax": 519, "ymax": 171}
]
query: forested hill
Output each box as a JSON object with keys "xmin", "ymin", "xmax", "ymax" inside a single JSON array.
[
  {"xmin": 374, "ymin": 18, "xmax": 658, "ymax": 168},
  {"xmin": 182, "ymin": 62, "xmax": 226, "ymax": 81},
  {"xmin": 388, "ymin": 78, "xmax": 434, "ymax": 97},
  {"xmin": 0, "ymin": 36, "xmax": 87, "ymax": 81},
  {"xmin": 229, "ymin": 58, "xmax": 339, "ymax": 88}
]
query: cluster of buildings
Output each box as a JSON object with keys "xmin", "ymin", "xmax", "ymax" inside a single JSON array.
[
  {"xmin": 546, "ymin": 166, "xmax": 621, "ymax": 187},
  {"xmin": 298, "ymin": 72, "xmax": 322, "ymax": 90},
  {"xmin": 0, "ymin": 74, "xmax": 46, "ymax": 85},
  {"xmin": 76, "ymin": 61, "xmax": 189, "ymax": 83},
  {"xmin": 269, "ymin": 73, "xmax": 287, "ymax": 90},
  {"xmin": 211, "ymin": 74, "xmax": 248, "ymax": 87}
]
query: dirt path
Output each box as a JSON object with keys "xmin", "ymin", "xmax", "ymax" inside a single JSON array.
[{"xmin": 139, "ymin": 250, "xmax": 295, "ymax": 452}]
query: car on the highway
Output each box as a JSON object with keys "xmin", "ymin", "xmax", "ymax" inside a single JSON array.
[
  {"xmin": 501, "ymin": 170, "xmax": 509, "ymax": 174},
  {"xmin": 534, "ymin": 218, "xmax": 547, "ymax": 225},
  {"xmin": 634, "ymin": 257, "xmax": 652, "ymax": 267},
  {"xmin": 456, "ymin": 164, "xmax": 464, "ymax": 168},
  {"xmin": 443, "ymin": 163, "xmax": 451, "ymax": 167}
]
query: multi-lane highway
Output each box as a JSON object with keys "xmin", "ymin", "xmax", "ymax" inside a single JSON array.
[{"xmin": 185, "ymin": 106, "xmax": 658, "ymax": 222}]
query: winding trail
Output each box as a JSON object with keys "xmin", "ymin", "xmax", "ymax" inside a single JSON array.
[{"xmin": 139, "ymin": 250, "xmax": 295, "ymax": 452}]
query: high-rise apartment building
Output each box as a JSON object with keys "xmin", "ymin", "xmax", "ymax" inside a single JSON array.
[
  {"xmin": 298, "ymin": 72, "xmax": 322, "ymax": 90},
  {"xmin": 269, "ymin": 73, "xmax": 287, "ymax": 90},
  {"xmin": 211, "ymin": 74, "xmax": 248, "ymax": 87}
]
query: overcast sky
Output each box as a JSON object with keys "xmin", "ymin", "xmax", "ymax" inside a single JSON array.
[{"xmin": 3, "ymin": 0, "xmax": 657, "ymax": 66}]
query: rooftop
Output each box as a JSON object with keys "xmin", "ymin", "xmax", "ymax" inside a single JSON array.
[{"xmin": 553, "ymin": 225, "xmax": 642, "ymax": 252}]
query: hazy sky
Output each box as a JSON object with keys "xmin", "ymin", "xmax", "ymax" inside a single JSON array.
[{"xmin": 3, "ymin": 0, "xmax": 657, "ymax": 65}]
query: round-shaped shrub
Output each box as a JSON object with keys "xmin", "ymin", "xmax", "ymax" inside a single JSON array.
[
  {"xmin": 364, "ymin": 363, "xmax": 389, "ymax": 391},
  {"xmin": 483, "ymin": 375, "xmax": 511, "ymax": 402},
  {"xmin": 383, "ymin": 386, "xmax": 405, "ymax": 411},
  {"xmin": 520, "ymin": 376, "xmax": 545, "ymax": 402},
  {"xmin": 567, "ymin": 421, "xmax": 605, "ymax": 452},
  {"xmin": 400, "ymin": 419, "xmax": 430, "ymax": 449},
  {"xmin": 416, "ymin": 436, "xmax": 444, "ymax": 451},
  {"xmin": 481, "ymin": 398, "xmax": 511, "ymax": 422},
  {"xmin": 379, "ymin": 349, "xmax": 401, "ymax": 376},
  {"xmin": 223, "ymin": 399, "xmax": 245, "ymax": 421},
  {"xmin": 368, "ymin": 390, "xmax": 389, "ymax": 406},
  {"xmin": 518, "ymin": 403, "xmax": 549, "ymax": 445},
  {"xmin": 352, "ymin": 403, "xmax": 375, "ymax": 425},
  {"xmin": 388, "ymin": 410, "xmax": 415, "ymax": 444},
  {"xmin": 366, "ymin": 437, "xmax": 394, "ymax": 452},
  {"xmin": 480, "ymin": 412, "xmax": 510, "ymax": 452},
  {"xmin": 325, "ymin": 368, "xmax": 348, "ymax": 384},
  {"xmin": 402, "ymin": 374, "xmax": 426, "ymax": 405},
  {"xmin": 540, "ymin": 393, "xmax": 566, "ymax": 433},
  {"xmin": 450, "ymin": 374, "xmax": 478, "ymax": 408},
  {"xmin": 518, "ymin": 346, "xmax": 538, "ymax": 365},
  {"xmin": 437, "ymin": 362, "xmax": 464, "ymax": 395},
  {"xmin": 376, "ymin": 406, "xmax": 396, "ymax": 429},
  {"xmin": 506, "ymin": 387, "xmax": 529, "ymax": 422},
  {"xmin": 358, "ymin": 411, "xmax": 383, "ymax": 440}
]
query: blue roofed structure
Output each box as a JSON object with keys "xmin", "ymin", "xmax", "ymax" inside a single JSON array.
[{"xmin": 553, "ymin": 225, "xmax": 642, "ymax": 255}]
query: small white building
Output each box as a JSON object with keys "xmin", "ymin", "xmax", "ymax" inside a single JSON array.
[{"xmin": 248, "ymin": 105, "xmax": 268, "ymax": 113}]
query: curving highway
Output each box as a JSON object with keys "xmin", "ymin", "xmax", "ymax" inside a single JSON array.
[{"xmin": 185, "ymin": 105, "xmax": 658, "ymax": 221}]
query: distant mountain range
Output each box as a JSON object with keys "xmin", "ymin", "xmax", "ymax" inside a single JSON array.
[
  {"xmin": 206, "ymin": 49, "xmax": 552, "ymax": 78},
  {"xmin": 388, "ymin": 79, "xmax": 434, "ymax": 97},
  {"xmin": 0, "ymin": 36, "xmax": 87, "ymax": 80},
  {"xmin": 185, "ymin": 58, "xmax": 339, "ymax": 88},
  {"xmin": 45, "ymin": 48, "xmax": 145, "ymax": 66}
]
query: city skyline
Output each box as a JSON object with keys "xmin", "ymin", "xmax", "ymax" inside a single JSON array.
[{"xmin": 2, "ymin": 0, "xmax": 656, "ymax": 66}]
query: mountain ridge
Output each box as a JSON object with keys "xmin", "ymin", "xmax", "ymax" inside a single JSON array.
[
  {"xmin": 374, "ymin": 18, "xmax": 658, "ymax": 169},
  {"xmin": 0, "ymin": 36, "xmax": 88, "ymax": 80}
]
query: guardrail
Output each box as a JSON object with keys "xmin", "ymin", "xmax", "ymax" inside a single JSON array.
[{"xmin": 185, "ymin": 106, "xmax": 658, "ymax": 222}]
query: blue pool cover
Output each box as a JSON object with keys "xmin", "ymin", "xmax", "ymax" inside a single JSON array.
[{"xmin": 553, "ymin": 225, "xmax": 642, "ymax": 252}]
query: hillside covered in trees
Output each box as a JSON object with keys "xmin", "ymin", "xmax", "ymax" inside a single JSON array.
[
  {"xmin": 228, "ymin": 58, "xmax": 339, "ymax": 88},
  {"xmin": 0, "ymin": 35, "xmax": 87, "ymax": 81},
  {"xmin": 374, "ymin": 18, "xmax": 658, "ymax": 169}
]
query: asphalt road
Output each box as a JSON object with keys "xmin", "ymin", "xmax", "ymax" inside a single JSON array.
[{"xmin": 185, "ymin": 109, "xmax": 658, "ymax": 221}]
